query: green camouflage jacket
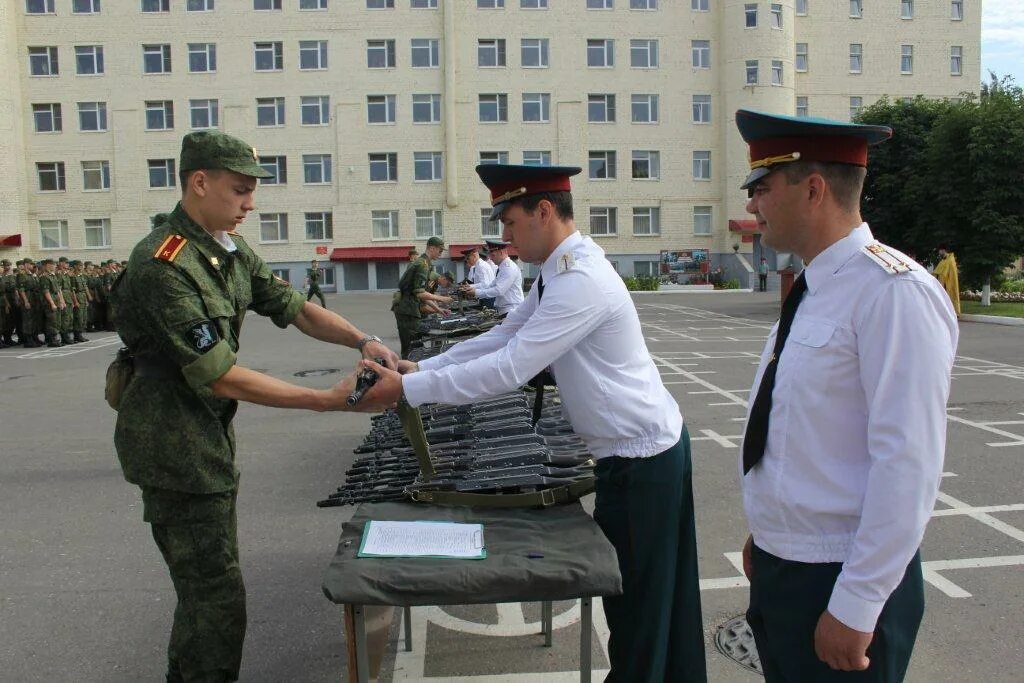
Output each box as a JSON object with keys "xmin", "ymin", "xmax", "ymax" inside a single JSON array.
[
  {"xmin": 390, "ymin": 255, "xmax": 433, "ymax": 318},
  {"xmin": 112, "ymin": 203, "xmax": 305, "ymax": 493}
]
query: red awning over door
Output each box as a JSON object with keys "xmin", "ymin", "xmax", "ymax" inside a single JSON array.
[{"xmin": 329, "ymin": 246, "xmax": 415, "ymax": 262}]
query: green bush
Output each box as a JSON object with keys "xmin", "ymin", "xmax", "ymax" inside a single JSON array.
[
  {"xmin": 721, "ymin": 279, "xmax": 741, "ymax": 290},
  {"xmin": 622, "ymin": 275, "xmax": 661, "ymax": 291},
  {"xmin": 1000, "ymin": 278, "xmax": 1024, "ymax": 293}
]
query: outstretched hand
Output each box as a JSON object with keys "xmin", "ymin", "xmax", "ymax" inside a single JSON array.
[{"xmin": 346, "ymin": 358, "xmax": 404, "ymax": 412}]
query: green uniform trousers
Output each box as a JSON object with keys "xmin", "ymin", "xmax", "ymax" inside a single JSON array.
[
  {"xmin": 394, "ymin": 313, "xmax": 420, "ymax": 359},
  {"xmin": 20, "ymin": 301, "xmax": 38, "ymax": 335},
  {"xmin": 43, "ymin": 305, "xmax": 60, "ymax": 336},
  {"xmin": 593, "ymin": 427, "xmax": 708, "ymax": 682},
  {"xmin": 73, "ymin": 302, "xmax": 88, "ymax": 332},
  {"xmin": 747, "ymin": 545, "xmax": 924, "ymax": 683},
  {"xmin": 142, "ymin": 487, "xmax": 246, "ymax": 683},
  {"xmin": 60, "ymin": 296, "xmax": 73, "ymax": 333},
  {"xmin": 305, "ymin": 285, "xmax": 325, "ymax": 307}
]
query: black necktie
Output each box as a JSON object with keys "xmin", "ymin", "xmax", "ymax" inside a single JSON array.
[
  {"xmin": 536, "ymin": 273, "xmax": 545, "ymax": 301},
  {"xmin": 742, "ymin": 272, "xmax": 808, "ymax": 474}
]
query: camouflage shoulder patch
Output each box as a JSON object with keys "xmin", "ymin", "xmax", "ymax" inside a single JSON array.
[
  {"xmin": 154, "ymin": 234, "xmax": 189, "ymax": 263},
  {"xmin": 861, "ymin": 243, "xmax": 912, "ymax": 274}
]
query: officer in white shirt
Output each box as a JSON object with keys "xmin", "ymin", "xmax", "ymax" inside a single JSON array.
[
  {"xmin": 735, "ymin": 109, "xmax": 958, "ymax": 682},
  {"xmin": 460, "ymin": 239, "xmax": 524, "ymax": 315},
  {"xmin": 358, "ymin": 164, "xmax": 707, "ymax": 682},
  {"xmin": 462, "ymin": 247, "xmax": 497, "ymax": 309}
]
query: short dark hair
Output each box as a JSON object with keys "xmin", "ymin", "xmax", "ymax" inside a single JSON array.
[
  {"xmin": 179, "ymin": 168, "xmax": 223, "ymax": 194},
  {"xmin": 780, "ymin": 162, "xmax": 866, "ymax": 213},
  {"xmin": 510, "ymin": 191, "xmax": 574, "ymax": 220}
]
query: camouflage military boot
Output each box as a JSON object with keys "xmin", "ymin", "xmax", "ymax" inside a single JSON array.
[
  {"xmin": 61, "ymin": 331, "xmax": 75, "ymax": 345},
  {"xmin": 75, "ymin": 332, "xmax": 89, "ymax": 343},
  {"xmin": 46, "ymin": 333, "xmax": 62, "ymax": 348}
]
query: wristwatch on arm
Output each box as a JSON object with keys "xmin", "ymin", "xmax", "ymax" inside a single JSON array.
[{"xmin": 356, "ymin": 335, "xmax": 382, "ymax": 351}]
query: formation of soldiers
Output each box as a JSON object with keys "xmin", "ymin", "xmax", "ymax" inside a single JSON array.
[{"xmin": 0, "ymin": 257, "xmax": 123, "ymax": 348}]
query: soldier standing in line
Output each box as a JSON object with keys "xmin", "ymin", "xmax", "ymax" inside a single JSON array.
[
  {"xmin": 390, "ymin": 236, "xmax": 452, "ymax": 358},
  {"xmin": 72, "ymin": 260, "xmax": 91, "ymax": 343},
  {"xmin": 57, "ymin": 257, "xmax": 78, "ymax": 345},
  {"xmin": 15, "ymin": 258, "xmax": 42, "ymax": 348},
  {"xmin": 38, "ymin": 259, "xmax": 66, "ymax": 347},
  {"xmin": 103, "ymin": 261, "xmax": 119, "ymax": 330},
  {"xmin": 0, "ymin": 258, "xmax": 11, "ymax": 348},
  {"xmin": 305, "ymin": 258, "xmax": 326, "ymax": 307}
]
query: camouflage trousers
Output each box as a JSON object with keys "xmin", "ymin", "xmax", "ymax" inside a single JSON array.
[
  {"xmin": 43, "ymin": 305, "xmax": 61, "ymax": 336},
  {"xmin": 73, "ymin": 302, "xmax": 88, "ymax": 332},
  {"xmin": 394, "ymin": 313, "xmax": 420, "ymax": 359},
  {"xmin": 142, "ymin": 487, "xmax": 246, "ymax": 683},
  {"xmin": 60, "ymin": 296, "xmax": 74, "ymax": 333}
]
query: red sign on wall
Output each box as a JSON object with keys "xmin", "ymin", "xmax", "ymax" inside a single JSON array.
[{"xmin": 315, "ymin": 245, "xmax": 329, "ymax": 255}]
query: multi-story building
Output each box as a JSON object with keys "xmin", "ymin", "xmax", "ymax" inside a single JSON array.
[{"xmin": 0, "ymin": 0, "xmax": 980, "ymax": 290}]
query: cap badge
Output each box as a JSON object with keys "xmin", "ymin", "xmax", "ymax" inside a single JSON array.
[
  {"xmin": 749, "ymin": 151, "xmax": 802, "ymax": 170},
  {"xmin": 492, "ymin": 186, "xmax": 528, "ymax": 205}
]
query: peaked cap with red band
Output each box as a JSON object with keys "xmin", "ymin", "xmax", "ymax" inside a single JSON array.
[
  {"xmin": 476, "ymin": 163, "xmax": 582, "ymax": 220},
  {"xmin": 736, "ymin": 109, "xmax": 892, "ymax": 190}
]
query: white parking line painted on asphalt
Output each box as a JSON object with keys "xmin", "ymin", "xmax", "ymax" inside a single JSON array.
[
  {"xmin": 947, "ymin": 413, "xmax": 1024, "ymax": 448},
  {"xmin": 0, "ymin": 334, "xmax": 121, "ymax": 360}
]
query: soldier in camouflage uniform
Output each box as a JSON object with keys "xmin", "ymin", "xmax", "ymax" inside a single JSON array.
[
  {"xmin": 305, "ymin": 259, "xmax": 326, "ymax": 307},
  {"xmin": 38, "ymin": 259, "xmax": 65, "ymax": 347},
  {"xmin": 111, "ymin": 130, "xmax": 398, "ymax": 683},
  {"xmin": 56, "ymin": 257, "xmax": 77, "ymax": 345},
  {"xmin": 390, "ymin": 236, "xmax": 452, "ymax": 358},
  {"xmin": 0, "ymin": 258, "xmax": 12, "ymax": 347},
  {"xmin": 15, "ymin": 258, "xmax": 42, "ymax": 348},
  {"xmin": 71, "ymin": 260, "xmax": 90, "ymax": 342}
]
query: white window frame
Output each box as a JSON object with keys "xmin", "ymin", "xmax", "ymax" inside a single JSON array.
[
  {"xmin": 411, "ymin": 39, "xmax": 440, "ymax": 68},
  {"xmin": 28, "ymin": 47, "xmax": 59, "ymax": 77},
  {"xmin": 587, "ymin": 39, "xmax": 614, "ymax": 68},
  {"xmin": 796, "ymin": 96, "xmax": 809, "ymax": 118},
  {"xmin": 746, "ymin": 60, "xmax": 759, "ymax": 84},
  {"xmin": 78, "ymin": 101, "xmax": 107, "ymax": 131},
  {"xmin": 479, "ymin": 151, "xmax": 509, "ymax": 165},
  {"xmin": 849, "ymin": 96, "xmax": 863, "ymax": 121},
  {"xmin": 521, "ymin": 38, "xmax": 549, "ymax": 68},
  {"xmin": 259, "ymin": 213, "xmax": 289, "ymax": 243},
  {"xmin": 32, "ymin": 103, "xmax": 62, "ymax": 133},
  {"xmin": 367, "ymin": 39, "xmax": 396, "ymax": 68},
  {"xmin": 692, "ymin": 150, "xmax": 711, "ymax": 180},
  {"xmin": 478, "ymin": 39, "xmax": 507, "ymax": 68},
  {"xmin": 303, "ymin": 154, "xmax": 332, "ymax": 184},
  {"xmin": 587, "ymin": 0, "xmax": 613, "ymax": 9},
  {"xmin": 901, "ymin": 44, "xmax": 913, "ymax": 74},
  {"xmin": 367, "ymin": 95, "xmax": 397, "ymax": 124},
  {"xmin": 901, "ymin": 0, "xmax": 913, "ymax": 20},
  {"xmin": 411, "ymin": 0, "xmax": 437, "ymax": 8},
  {"xmin": 849, "ymin": 0, "xmax": 862, "ymax": 18},
  {"xmin": 522, "ymin": 93, "xmax": 550, "ymax": 123},
  {"xmin": 39, "ymin": 220, "xmax": 70, "ymax": 250},
  {"xmin": 37, "ymin": 162, "xmax": 66, "ymax": 192},
  {"xmin": 414, "ymin": 210, "xmax": 443, "ymax": 239},
  {"xmin": 253, "ymin": 0, "xmax": 282, "ymax": 9},
  {"xmin": 478, "ymin": 93, "xmax": 509, "ymax": 123},
  {"xmin": 632, "ymin": 207, "xmax": 660, "ymax": 236},
  {"xmin": 82, "ymin": 160, "xmax": 111, "ymax": 191},
  {"xmin": 299, "ymin": 40, "xmax": 328, "ymax": 71},
  {"xmin": 413, "ymin": 152, "xmax": 443, "ymax": 182},
  {"xmin": 589, "ymin": 207, "xmax": 617, "ymax": 236},
  {"xmin": 147, "ymin": 159, "xmax": 176, "ymax": 189},
  {"xmin": 692, "ymin": 95, "xmax": 711, "ymax": 123},
  {"xmin": 950, "ymin": 46, "xmax": 962, "ymax": 76},
  {"xmin": 145, "ymin": 100, "xmax": 174, "ymax": 131},
  {"xmin": 371, "ymin": 210, "xmax": 400, "ymax": 240},
  {"xmin": 588, "ymin": 94, "xmax": 616, "ymax": 123},
  {"xmin": 84, "ymin": 218, "xmax": 112, "ymax": 248},
  {"xmin": 142, "ymin": 44, "xmax": 172, "ymax": 74},
  {"xmin": 258, "ymin": 155, "xmax": 287, "ymax": 185},
  {"xmin": 188, "ymin": 43, "xmax": 217, "ymax": 73},
  {"xmin": 693, "ymin": 206, "xmax": 712, "ymax": 235},
  {"xmin": 796, "ymin": 43, "xmax": 808, "ymax": 72},
  {"xmin": 521, "ymin": 0, "xmax": 547, "ymax": 9},
  {"xmin": 367, "ymin": 0, "xmax": 394, "ymax": 7},
  {"xmin": 75, "ymin": 45, "xmax": 104, "ymax": 76},
  {"xmin": 771, "ymin": 60, "xmax": 783, "ymax": 86},
  {"xmin": 369, "ymin": 153, "xmax": 398, "ymax": 182},
  {"xmin": 187, "ymin": 0, "xmax": 215, "ymax": 11},
  {"xmin": 630, "ymin": 0, "xmax": 656, "ymax": 9},
  {"xmin": 951, "ymin": 0, "xmax": 962, "ymax": 21},
  {"xmin": 27, "ymin": 0, "xmax": 56, "ymax": 14},
  {"xmin": 256, "ymin": 97, "xmax": 286, "ymax": 127},
  {"xmin": 412, "ymin": 94, "xmax": 441, "ymax": 123},
  {"xmin": 630, "ymin": 39, "xmax": 659, "ymax": 68},
  {"xmin": 631, "ymin": 150, "xmax": 660, "ymax": 180},
  {"xmin": 589, "ymin": 150, "xmax": 617, "ymax": 180},
  {"xmin": 142, "ymin": 0, "xmax": 170, "ymax": 11},
  {"xmin": 254, "ymin": 41, "xmax": 284, "ymax": 71},
  {"xmin": 631, "ymin": 94, "xmax": 659, "ymax": 123},
  {"xmin": 691, "ymin": 40, "xmax": 711, "ymax": 68},
  {"xmin": 189, "ymin": 99, "xmax": 219, "ymax": 129},
  {"xmin": 477, "ymin": 0, "xmax": 505, "ymax": 7},
  {"xmin": 770, "ymin": 3, "xmax": 783, "ymax": 28},
  {"xmin": 850, "ymin": 43, "xmax": 863, "ymax": 73},
  {"xmin": 300, "ymin": 95, "xmax": 330, "ymax": 126},
  {"xmin": 304, "ymin": 212, "xmax": 333, "ymax": 241},
  {"xmin": 480, "ymin": 209, "xmax": 501, "ymax": 237},
  {"xmin": 523, "ymin": 151, "xmax": 551, "ymax": 165},
  {"xmin": 744, "ymin": 3, "xmax": 757, "ymax": 28},
  {"xmin": 796, "ymin": 0, "xmax": 807, "ymax": 16}
]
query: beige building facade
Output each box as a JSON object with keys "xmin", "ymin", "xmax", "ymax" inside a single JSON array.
[{"xmin": 1, "ymin": 0, "xmax": 980, "ymax": 289}]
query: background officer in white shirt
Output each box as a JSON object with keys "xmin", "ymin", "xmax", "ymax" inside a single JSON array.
[
  {"xmin": 462, "ymin": 247, "xmax": 496, "ymax": 308},
  {"xmin": 461, "ymin": 239, "xmax": 524, "ymax": 315},
  {"xmin": 736, "ymin": 109, "xmax": 959, "ymax": 681},
  {"xmin": 358, "ymin": 163, "xmax": 707, "ymax": 682}
]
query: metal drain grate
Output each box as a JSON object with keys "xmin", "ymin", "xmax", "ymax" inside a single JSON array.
[{"xmin": 714, "ymin": 615, "xmax": 763, "ymax": 676}]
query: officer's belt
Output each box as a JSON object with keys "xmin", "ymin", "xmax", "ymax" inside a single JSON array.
[{"xmin": 133, "ymin": 355, "xmax": 184, "ymax": 380}]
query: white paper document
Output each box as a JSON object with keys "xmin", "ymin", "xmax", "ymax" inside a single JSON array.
[{"xmin": 358, "ymin": 521, "xmax": 487, "ymax": 560}]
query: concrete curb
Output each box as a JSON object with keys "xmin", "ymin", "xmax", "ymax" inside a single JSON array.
[
  {"xmin": 959, "ymin": 313, "xmax": 1024, "ymax": 327},
  {"xmin": 630, "ymin": 288, "xmax": 756, "ymax": 295}
]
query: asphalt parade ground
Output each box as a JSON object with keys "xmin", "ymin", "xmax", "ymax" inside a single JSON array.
[{"xmin": 2, "ymin": 291, "xmax": 1022, "ymax": 682}]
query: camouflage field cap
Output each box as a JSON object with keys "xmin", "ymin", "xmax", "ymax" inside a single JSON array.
[
  {"xmin": 0, "ymin": 259, "xmax": 10, "ymax": 266},
  {"xmin": 179, "ymin": 130, "xmax": 272, "ymax": 179},
  {"xmin": 426, "ymin": 236, "xmax": 445, "ymax": 249},
  {"xmin": 58, "ymin": 256, "xmax": 69, "ymax": 263},
  {"xmin": 440, "ymin": 271, "xmax": 455, "ymax": 282}
]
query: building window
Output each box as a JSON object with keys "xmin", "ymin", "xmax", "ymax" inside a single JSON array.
[
  {"xmin": 75, "ymin": 45, "xmax": 104, "ymax": 75},
  {"xmin": 367, "ymin": 40, "xmax": 396, "ymax": 68},
  {"xmin": 631, "ymin": 151, "xmax": 660, "ymax": 180},
  {"xmin": 299, "ymin": 40, "xmax": 328, "ymax": 70},
  {"xmin": 84, "ymin": 218, "xmax": 112, "ymax": 248},
  {"xmin": 523, "ymin": 150, "xmax": 551, "ymax": 165},
  {"xmin": 522, "ymin": 0, "xmax": 547, "ymax": 8},
  {"xmin": 771, "ymin": 60, "xmax": 783, "ymax": 85},
  {"xmin": 367, "ymin": 95, "xmax": 397, "ymax": 124},
  {"xmin": 189, "ymin": 99, "xmax": 219, "ymax": 129},
  {"xmin": 849, "ymin": 43, "xmax": 862, "ymax": 72},
  {"xmin": 37, "ymin": 162, "xmax": 66, "ymax": 192},
  {"xmin": 770, "ymin": 3, "xmax": 782, "ymax": 28},
  {"xmin": 82, "ymin": 160, "xmax": 110, "ymax": 191},
  {"xmin": 691, "ymin": 40, "xmax": 710, "ymax": 68},
  {"xmin": 796, "ymin": 96, "xmax": 809, "ymax": 117},
  {"xmin": 901, "ymin": 45, "xmax": 913, "ymax": 74},
  {"xmin": 254, "ymin": 0, "xmax": 282, "ymax": 9},
  {"xmin": 745, "ymin": 60, "xmax": 758, "ymax": 84},
  {"xmin": 849, "ymin": 0, "xmax": 861, "ymax": 18},
  {"xmin": 479, "ymin": 151, "xmax": 509, "ymax": 165},
  {"xmin": 259, "ymin": 156, "xmax": 287, "ymax": 185},
  {"xmin": 305, "ymin": 212, "xmax": 333, "ymax": 241},
  {"xmin": 187, "ymin": 0, "xmax": 214, "ymax": 10},
  {"xmin": 693, "ymin": 206, "xmax": 712, "ymax": 235},
  {"xmin": 478, "ymin": 94, "xmax": 509, "ymax": 123},
  {"xmin": 901, "ymin": 0, "xmax": 912, "ymax": 19},
  {"xmin": 26, "ymin": 0, "xmax": 55, "ymax": 13},
  {"xmin": 587, "ymin": 39, "xmax": 614, "ymax": 67},
  {"xmin": 951, "ymin": 0, "xmax": 962, "ymax": 20},
  {"xmin": 415, "ymin": 210, "xmax": 443, "ymax": 238},
  {"xmin": 477, "ymin": 0, "xmax": 504, "ymax": 7},
  {"xmin": 521, "ymin": 38, "xmax": 549, "ymax": 67},
  {"xmin": 256, "ymin": 97, "xmax": 285, "ymax": 126},
  {"xmin": 78, "ymin": 101, "xmax": 107, "ymax": 131},
  {"xmin": 29, "ymin": 47, "xmax": 59, "ymax": 76},
  {"xmin": 371, "ymin": 210, "xmax": 399, "ymax": 239},
  {"xmin": 480, "ymin": 209, "xmax": 501, "ymax": 236},
  {"xmin": 301, "ymin": 96, "xmax": 330, "ymax": 125},
  {"xmin": 589, "ymin": 207, "xmax": 617, "ymax": 236},
  {"xmin": 692, "ymin": 95, "xmax": 711, "ymax": 123},
  {"xmin": 254, "ymin": 42, "xmax": 283, "ymax": 71},
  {"xmin": 587, "ymin": 0, "xmax": 612, "ymax": 8},
  {"xmin": 631, "ymin": 94, "xmax": 659, "ymax": 123},
  {"xmin": 692, "ymin": 0, "xmax": 709, "ymax": 10},
  {"xmin": 849, "ymin": 96, "xmax": 863, "ymax": 121},
  {"xmin": 303, "ymin": 154, "xmax": 332, "ymax": 184},
  {"xmin": 32, "ymin": 103, "xmax": 62, "ymax": 133},
  {"xmin": 632, "ymin": 207, "xmax": 660, "ymax": 236},
  {"xmin": 630, "ymin": 39, "xmax": 658, "ymax": 68},
  {"xmin": 145, "ymin": 101, "xmax": 174, "ymax": 130},
  {"xmin": 412, "ymin": 0, "xmax": 437, "ymax": 7},
  {"xmin": 73, "ymin": 0, "xmax": 100, "ymax": 14},
  {"xmin": 413, "ymin": 152, "xmax": 443, "ymax": 181},
  {"xmin": 259, "ymin": 213, "xmax": 288, "ymax": 242},
  {"xmin": 367, "ymin": 0, "xmax": 394, "ymax": 7},
  {"xmin": 411, "ymin": 39, "xmax": 440, "ymax": 68},
  {"xmin": 522, "ymin": 93, "xmax": 550, "ymax": 122},
  {"xmin": 369, "ymin": 153, "xmax": 398, "ymax": 182},
  {"xmin": 412, "ymin": 94, "xmax": 441, "ymax": 123},
  {"xmin": 693, "ymin": 150, "xmax": 711, "ymax": 180},
  {"xmin": 143, "ymin": 44, "xmax": 171, "ymax": 74},
  {"xmin": 188, "ymin": 43, "xmax": 217, "ymax": 73},
  {"xmin": 589, "ymin": 151, "xmax": 617, "ymax": 180},
  {"xmin": 40, "ymin": 220, "xmax": 70, "ymax": 250},
  {"xmin": 796, "ymin": 0, "xmax": 807, "ymax": 15},
  {"xmin": 744, "ymin": 3, "xmax": 757, "ymax": 27},
  {"xmin": 588, "ymin": 94, "xmax": 616, "ymax": 123},
  {"xmin": 950, "ymin": 46, "xmax": 962, "ymax": 75},
  {"xmin": 478, "ymin": 39, "xmax": 507, "ymax": 67},
  {"xmin": 634, "ymin": 261, "xmax": 659, "ymax": 276},
  {"xmin": 301, "ymin": 0, "xmax": 327, "ymax": 6},
  {"xmin": 142, "ymin": 0, "xmax": 170, "ymax": 11},
  {"xmin": 630, "ymin": 0, "xmax": 656, "ymax": 8},
  {"xmin": 796, "ymin": 43, "xmax": 808, "ymax": 72},
  {"xmin": 148, "ymin": 159, "xmax": 175, "ymax": 188}
]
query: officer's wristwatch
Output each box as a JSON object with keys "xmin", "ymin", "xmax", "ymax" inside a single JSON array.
[{"xmin": 356, "ymin": 334, "xmax": 383, "ymax": 351}]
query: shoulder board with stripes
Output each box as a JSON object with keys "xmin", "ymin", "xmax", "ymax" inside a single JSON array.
[
  {"xmin": 154, "ymin": 234, "xmax": 188, "ymax": 262},
  {"xmin": 861, "ymin": 243, "xmax": 912, "ymax": 274}
]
